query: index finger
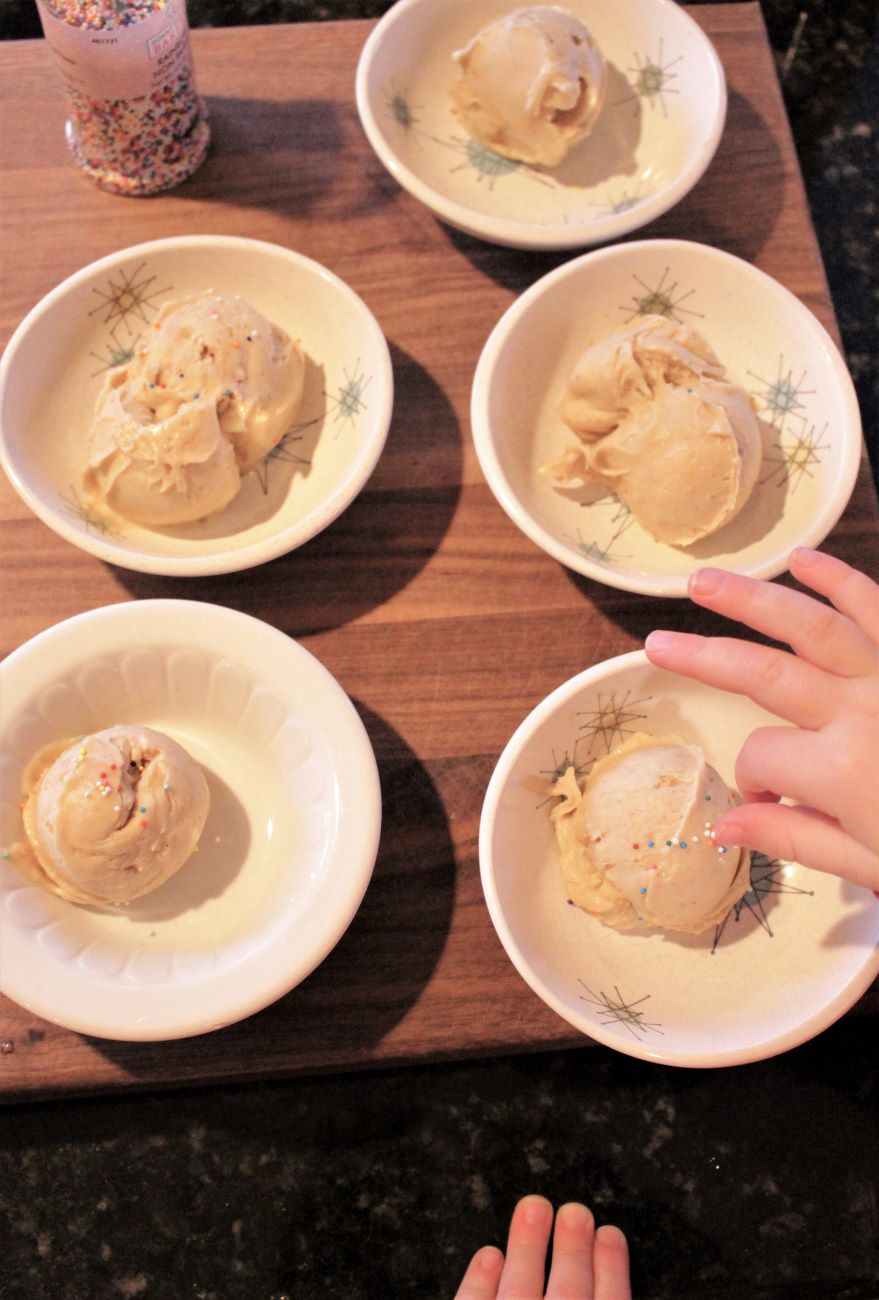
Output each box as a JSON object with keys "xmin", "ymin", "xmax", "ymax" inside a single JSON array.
[
  {"xmin": 644, "ymin": 631, "xmax": 841, "ymax": 729},
  {"xmin": 791, "ymin": 548, "xmax": 879, "ymax": 645},
  {"xmin": 687, "ymin": 568, "xmax": 879, "ymax": 678}
]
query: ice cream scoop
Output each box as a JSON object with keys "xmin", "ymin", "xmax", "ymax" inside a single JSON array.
[
  {"xmin": 551, "ymin": 733, "xmax": 751, "ymax": 934},
  {"xmin": 450, "ymin": 6, "xmax": 606, "ymax": 167},
  {"xmin": 557, "ymin": 315, "xmax": 724, "ymax": 441},
  {"xmin": 8, "ymin": 725, "xmax": 210, "ymax": 906},
  {"xmin": 84, "ymin": 292, "xmax": 306, "ymax": 527},
  {"xmin": 544, "ymin": 316, "xmax": 762, "ymax": 546}
]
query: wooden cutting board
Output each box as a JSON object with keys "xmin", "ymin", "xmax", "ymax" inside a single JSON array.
[{"xmin": 1, "ymin": 6, "xmax": 876, "ymax": 1099}]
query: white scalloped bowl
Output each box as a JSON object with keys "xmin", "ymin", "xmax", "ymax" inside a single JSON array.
[
  {"xmin": 480, "ymin": 652, "xmax": 879, "ymax": 1067},
  {"xmin": 471, "ymin": 239, "xmax": 863, "ymax": 596},
  {"xmin": 0, "ymin": 235, "xmax": 393, "ymax": 576},
  {"xmin": 0, "ymin": 601, "xmax": 382, "ymax": 1041},
  {"xmin": 356, "ymin": 0, "xmax": 726, "ymax": 249}
]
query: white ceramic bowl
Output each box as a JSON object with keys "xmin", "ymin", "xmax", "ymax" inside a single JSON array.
[
  {"xmin": 471, "ymin": 239, "xmax": 862, "ymax": 596},
  {"xmin": 356, "ymin": 0, "xmax": 726, "ymax": 249},
  {"xmin": 0, "ymin": 601, "xmax": 382, "ymax": 1041},
  {"xmin": 480, "ymin": 651, "xmax": 879, "ymax": 1067},
  {"xmin": 0, "ymin": 236, "xmax": 393, "ymax": 576}
]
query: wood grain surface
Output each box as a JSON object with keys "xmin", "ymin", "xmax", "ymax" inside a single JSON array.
[{"xmin": 1, "ymin": 6, "xmax": 877, "ymax": 1100}]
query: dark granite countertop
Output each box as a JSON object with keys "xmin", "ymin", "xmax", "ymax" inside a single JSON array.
[
  {"xmin": 2, "ymin": 1019, "xmax": 877, "ymax": 1298},
  {"xmin": 1, "ymin": 3, "xmax": 877, "ymax": 1298}
]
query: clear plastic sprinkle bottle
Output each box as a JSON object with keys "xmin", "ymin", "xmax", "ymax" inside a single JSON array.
[{"xmin": 35, "ymin": 0, "xmax": 210, "ymax": 196}]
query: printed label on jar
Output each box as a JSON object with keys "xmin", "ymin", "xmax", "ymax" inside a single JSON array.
[{"xmin": 36, "ymin": 0, "xmax": 193, "ymax": 102}]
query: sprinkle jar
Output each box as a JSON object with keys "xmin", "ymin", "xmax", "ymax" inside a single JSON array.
[{"xmin": 35, "ymin": 0, "xmax": 210, "ymax": 196}]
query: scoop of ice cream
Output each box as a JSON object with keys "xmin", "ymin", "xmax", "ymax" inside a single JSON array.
[
  {"xmin": 451, "ymin": 6, "xmax": 606, "ymax": 167},
  {"xmin": 552, "ymin": 733, "xmax": 751, "ymax": 934},
  {"xmin": 561, "ymin": 382, "xmax": 762, "ymax": 546},
  {"xmin": 9, "ymin": 726, "xmax": 210, "ymax": 907},
  {"xmin": 543, "ymin": 316, "xmax": 762, "ymax": 546},
  {"xmin": 557, "ymin": 316, "xmax": 724, "ymax": 441},
  {"xmin": 84, "ymin": 292, "xmax": 306, "ymax": 526}
]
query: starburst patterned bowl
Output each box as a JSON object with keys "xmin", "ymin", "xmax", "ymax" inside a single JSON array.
[
  {"xmin": 355, "ymin": 0, "xmax": 726, "ymax": 249},
  {"xmin": 0, "ymin": 599, "xmax": 382, "ymax": 1041},
  {"xmin": 0, "ymin": 236, "xmax": 393, "ymax": 576},
  {"xmin": 471, "ymin": 238, "xmax": 863, "ymax": 596},
  {"xmin": 480, "ymin": 651, "xmax": 879, "ymax": 1067}
]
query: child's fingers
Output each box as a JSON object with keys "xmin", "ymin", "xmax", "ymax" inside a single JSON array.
[
  {"xmin": 791, "ymin": 548, "xmax": 879, "ymax": 646},
  {"xmin": 498, "ymin": 1196, "xmax": 554, "ymax": 1298},
  {"xmin": 644, "ymin": 632, "xmax": 840, "ymax": 729},
  {"xmin": 687, "ymin": 567, "xmax": 879, "ymax": 678},
  {"xmin": 545, "ymin": 1201, "xmax": 595, "ymax": 1299},
  {"xmin": 715, "ymin": 802, "xmax": 879, "ymax": 891},
  {"xmin": 593, "ymin": 1226, "xmax": 632, "ymax": 1300},
  {"xmin": 734, "ymin": 728, "xmax": 837, "ymax": 816},
  {"xmin": 454, "ymin": 1246, "xmax": 505, "ymax": 1300}
]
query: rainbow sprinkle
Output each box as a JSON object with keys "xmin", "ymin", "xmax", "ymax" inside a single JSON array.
[{"xmin": 36, "ymin": 0, "xmax": 210, "ymax": 196}]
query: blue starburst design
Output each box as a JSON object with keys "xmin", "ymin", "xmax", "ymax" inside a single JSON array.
[
  {"xmin": 437, "ymin": 133, "xmax": 556, "ymax": 191},
  {"xmin": 90, "ymin": 325, "xmax": 141, "ymax": 377},
  {"xmin": 253, "ymin": 361, "xmax": 372, "ymax": 492},
  {"xmin": 450, "ymin": 137, "xmax": 521, "ymax": 184},
  {"xmin": 748, "ymin": 357, "xmax": 814, "ymax": 429},
  {"xmin": 331, "ymin": 363, "xmax": 371, "ymax": 428},
  {"xmin": 387, "ymin": 88, "xmax": 418, "ymax": 130}
]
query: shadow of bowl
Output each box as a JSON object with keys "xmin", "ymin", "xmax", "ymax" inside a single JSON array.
[{"xmin": 113, "ymin": 340, "xmax": 462, "ymax": 635}]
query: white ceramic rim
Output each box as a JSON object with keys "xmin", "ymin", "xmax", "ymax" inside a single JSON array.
[
  {"xmin": 355, "ymin": 0, "xmax": 727, "ymax": 250},
  {"xmin": 0, "ymin": 235, "xmax": 395, "ymax": 578},
  {"xmin": 0, "ymin": 600, "xmax": 383, "ymax": 1041},
  {"xmin": 479, "ymin": 650, "xmax": 879, "ymax": 1067},
  {"xmin": 470, "ymin": 239, "xmax": 864, "ymax": 596}
]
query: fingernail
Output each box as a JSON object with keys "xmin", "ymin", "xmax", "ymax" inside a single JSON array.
[
  {"xmin": 716, "ymin": 818, "xmax": 745, "ymax": 845},
  {"xmin": 791, "ymin": 546, "xmax": 819, "ymax": 567},
  {"xmin": 522, "ymin": 1196, "xmax": 552, "ymax": 1227},
  {"xmin": 688, "ymin": 567, "xmax": 724, "ymax": 598},
  {"xmin": 595, "ymin": 1224, "xmax": 629, "ymax": 1252},
  {"xmin": 645, "ymin": 630, "xmax": 674, "ymax": 656},
  {"xmin": 558, "ymin": 1202, "xmax": 594, "ymax": 1232},
  {"xmin": 475, "ymin": 1246, "xmax": 503, "ymax": 1274}
]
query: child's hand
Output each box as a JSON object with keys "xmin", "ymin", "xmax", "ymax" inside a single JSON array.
[
  {"xmin": 645, "ymin": 548, "xmax": 879, "ymax": 890},
  {"xmin": 454, "ymin": 1195, "xmax": 630, "ymax": 1300}
]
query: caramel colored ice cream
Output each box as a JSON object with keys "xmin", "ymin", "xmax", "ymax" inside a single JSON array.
[
  {"xmin": 8, "ymin": 726, "xmax": 210, "ymax": 906},
  {"xmin": 543, "ymin": 316, "xmax": 762, "ymax": 547},
  {"xmin": 552, "ymin": 733, "xmax": 751, "ymax": 934},
  {"xmin": 84, "ymin": 292, "xmax": 306, "ymax": 526},
  {"xmin": 450, "ymin": 6, "xmax": 606, "ymax": 167}
]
